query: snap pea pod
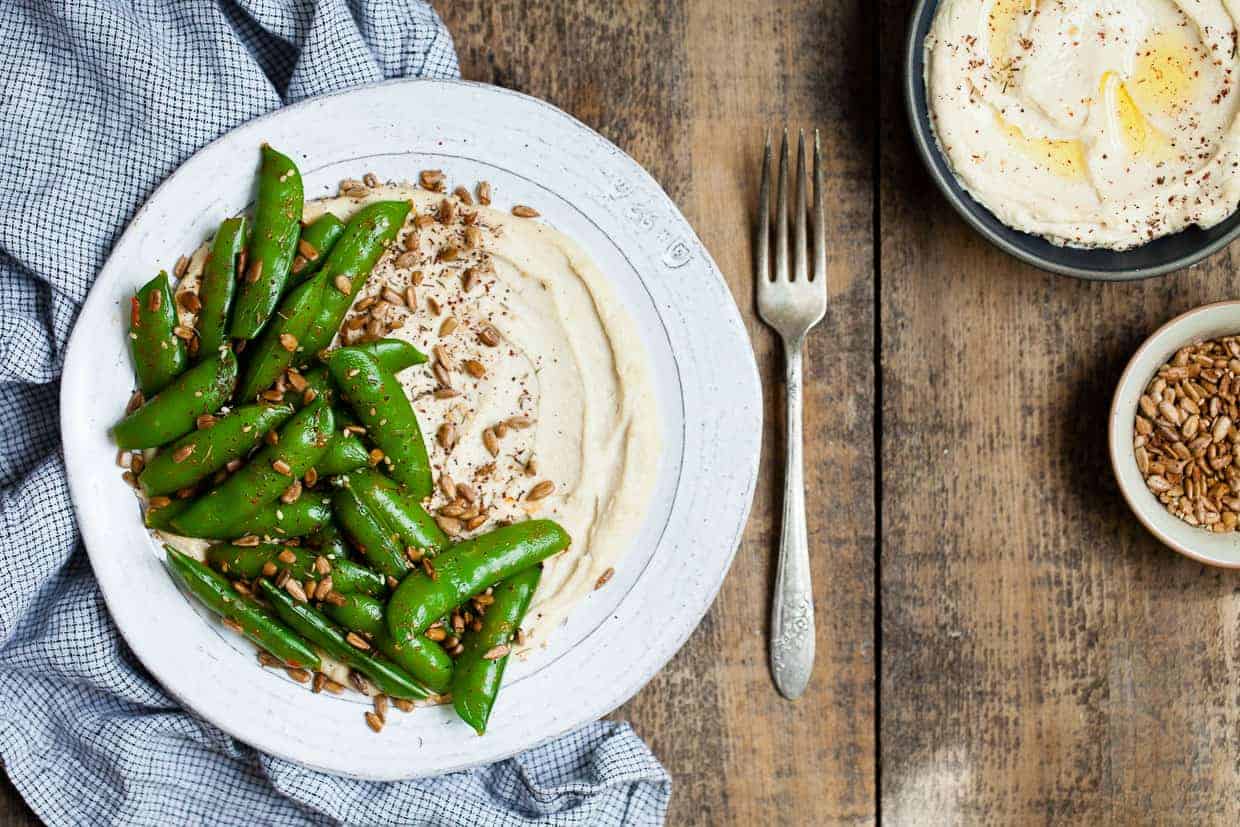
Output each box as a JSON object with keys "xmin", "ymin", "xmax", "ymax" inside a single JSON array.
[
  {"xmin": 306, "ymin": 522, "xmax": 351, "ymax": 560},
  {"xmin": 452, "ymin": 565, "xmax": 542, "ymax": 734},
  {"xmin": 348, "ymin": 469, "xmax": 447, "ymax": 553},
  {"xmin": 129, "ymin": 271, "xmax": 187, "ymax": 396},
  {"xmin": 257, "ymin": 580, "xmax": 431, "ymax": 700},
  {"xmin": 324, "ymin": 593, "xmax": 452, "ymax": 693},
  {"xmin": 169, "ymin": 401, "xmax": 333, "ymax": 538},
  {"xmin": 113, "ymin": 350, "xmax": 238, "ymax": 450},
  {"xmin": 317, "ymin": 429, "xmax": 370, "ymax": 476},
  {"xmin": 196, "ymin": 216, "xmax": 248, "ymax": 358},
  {"xmin": 290, "ymin": 366, "xmax": 335, "ymax": 408},
  {"xmin": 231, "ymin": 145, "xmax": 304, "ymax": 339},
  {"xmin": 353, "ymin": 339, "xmax": 427, "ymax": 373},
  {"xmin": 165, "ymin": 546, "xmax": 319, "ymax": 670},
  {"xmin": 237, "ymin": 278, "xmax": 324, "ymax": 401},
  {"xmin": 211, "ymin": 496, "xmax": 332, "ymax": 540},
  {"xmin": 386, "ymin": 520, "xmax": 570, "ymax": 642},
  {"xmin": 289, "ymin": 213, "xmax": 345, "ymax": 283},
  {"xmin": 205, "ymin": 543, "xmax": 387, "ymax": 596},
  {"xmin": 300, "ymin": 201, "xmax": 410, "ymax": 356},
  {"xmin": 332, "ymin": 480, "xmax": 410, "ymax": 579},
  {"xmin": 145, "ymin": 497, "xmax": 191, "ymax": 531},
  {"xmin": 325, "ymin": 347, "xmax": 431, "ymax": 498},
  {"xmin": 290, "ymin": 340, "xmax": 425, "ymax": 410},
  {"xmin": 138, "ymin": 403, "xmax": 294, "ymax": 496}
]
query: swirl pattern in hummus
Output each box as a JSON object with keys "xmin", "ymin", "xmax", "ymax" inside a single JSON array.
[{"xmin": 926, "ymin": 0, "xmax": 1240, "ymax": 249}]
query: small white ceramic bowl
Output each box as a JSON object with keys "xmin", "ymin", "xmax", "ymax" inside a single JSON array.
[{"xmin": 1111, "ymin": 301, "xmax": 1240, "ymax": 567}]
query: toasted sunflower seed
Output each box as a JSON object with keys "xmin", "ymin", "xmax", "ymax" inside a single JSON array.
[
  {"xmin": 280, "ymin": 480, "xmax": 302, "ymax": 504},
  {"xmin": 419, "ymin": 169, "xmax": 446, "ymax": 191},
  {"xmin": 439, "ymin": 474, "xmax": 457, "ymax": 499},
  {"xmin": 527, "ymin": 480, "xmax": 555, "ymax": 501},
  {"xmin": 482, "ymin": 644, "xmax": 510, "ymax": 661},
  {"xmin": 178, "ymin": 291, "xmax": 202, "ymax": 313},
  {"xmin": 286, "ymin": 667, "xmax": 311, "ymax": 683},
  {"xmin": 284, "ymin": 579, "xmax": 308, "ymax": 602},
  {"xmin": 478, "ymin": 325, "xmax": 501, "ymax": 347}
]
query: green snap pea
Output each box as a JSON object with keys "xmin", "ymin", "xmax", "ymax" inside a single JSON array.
[
  {"xmin": 299, "ymin": 201, "xmax": 410, "ymax": 356},
  {"xmin": 331, "ymin": 480, "xmax": 410, "ymax": 579},
  {"xmin": 113, "ymin": 350, "xmax": 238, "ymax": 449},
  {"xmin": 169, "ymin": 401, "xmax": 333, "ymax": 538},
  {"xmin": 317, "ymin": 429, "xmax": 370, "ymax": 476},
  {"xmin": 237, "ymin": 278, "xmax": 324, "ymax": 401},
  {"xmin": 231, "ymin": 145, "xmax": 304, "ymax": 339},
  {"xmin": 257, "ymin": 580, "xmax": 431, "ymax": 700},
  {"xmin": 196, "ymin": 216, "xmax": 248, "ymax": 358},
  {"xmin": 306, "ymin": 522, "xmax": 351, "ymax": 561},
  {"xmin": 452, "ymin": 565, "xmax": 542, "ymax": 734},
  {"xmin": 325, "ymin": 347, "xmax": 431, "ymax": 498},
  {"xmin": 205, "ymin": 543, "xmax": 387, "ymax": 596},
  {"xmin": 290, "ymin": 366, "xmax": 335, "ymax": 408},
  {"xmin": 215, "ymin": 495, "xmax": 332, "ymax": 540},
  {"xmin": 289, "ymin": 213, "xmax": 345, "ymax": 284},
  {"xmin": 138, "ymin": 403, "xmax": 293, "ymax": 497},
  {"xmin": 130, "ymin": 271, "xmax": 187, "ymax": 396},
  {"xmin": 386, "ymin": 520, "xmax": 570, "ymax": 642},
  {"xmin": 145, "ymin": 497, "xmax": 192, "ymax": 531},
  {"xmin": 290, "ymin": 340, "xmax": 424, "ymax": 410},
  {"xmin": 353, "ymin": 339, "xmax": 427, "ymax": 373},
  {"xmin": 348, "ymin": 469, "xmax": 447, "ymax": 553},
  {"xmin": 166, "ymin": 546, "xmax": 319, "ymax": 670},
  {"xmin": 324, "ymin": 593, "xmax": 452, "ymax": 693}
]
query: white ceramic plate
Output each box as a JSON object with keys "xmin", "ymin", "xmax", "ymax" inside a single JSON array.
[{"xmin": 60, "ymin": 79, "xmax": 761, "ymax": 778}]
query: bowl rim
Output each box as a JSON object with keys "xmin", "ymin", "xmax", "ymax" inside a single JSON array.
[
  {"xmin": 902, "ymin": 0, "xmax": 1240, "ymax": 282},
  {"xmin": 1109, "ymin": 300, "xmax": 1240, "ymax": 568}
]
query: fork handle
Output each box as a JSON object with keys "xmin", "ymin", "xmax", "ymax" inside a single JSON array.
[{"xmin": 770, "ymin": 337, "xmax": 815, "ymax": 699}]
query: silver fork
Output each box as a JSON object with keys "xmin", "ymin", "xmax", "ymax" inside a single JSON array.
[{"xmin": 756, "ymin": 129, "xmax": 826, "ymax": 700}]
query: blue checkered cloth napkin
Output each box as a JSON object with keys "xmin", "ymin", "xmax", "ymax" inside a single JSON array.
[{"xmin": 0, "ymin": 2, "xmax": 670, "ymax": 824}]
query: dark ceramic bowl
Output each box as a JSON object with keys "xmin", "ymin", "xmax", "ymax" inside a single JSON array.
[{"xmin": 904, "ymin": 0, "xmax": 1240, "ymax": 281}]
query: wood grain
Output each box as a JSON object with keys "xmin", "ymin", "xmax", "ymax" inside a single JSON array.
[
  {"xmin": 0, "ymin": 3, "xmax": 878, "ymax": 826},
  {"xmin": 879, "ymin": 0, "xmax": 1240, "ymax": 823},
  {"xmin": 444, "ymin": 1, "xmax": 877, "ymax": 824},
  {"xmin": 49, "ymin": 0, "xmax": 1240, "ymax": 822}
]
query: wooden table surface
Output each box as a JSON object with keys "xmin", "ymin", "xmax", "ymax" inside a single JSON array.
[{"xmin": 6, "ymin": 1, "xmax": 1238, "ymax": 824}]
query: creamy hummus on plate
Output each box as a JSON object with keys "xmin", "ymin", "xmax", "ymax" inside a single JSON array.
[
  {"xmin": 925, "ymin": 0, "xmax": 1240, "ymax": 249},
  {"xmin": 164, "ymin": 180, "xmax": 660, "ymax": 670}
]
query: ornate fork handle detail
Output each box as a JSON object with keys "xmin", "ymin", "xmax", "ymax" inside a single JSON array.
[{"xmin": 770, "ymin": 340, "xmax": 815, "ymax": 697}]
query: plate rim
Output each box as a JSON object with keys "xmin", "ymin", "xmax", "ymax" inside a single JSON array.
[{"xmin": 60, "ymin": 76, "xmax": 761, "ymax": 778}]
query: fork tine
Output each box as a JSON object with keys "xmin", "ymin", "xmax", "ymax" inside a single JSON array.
[
  {"xmin": 757, "ymin": 130, "xmax": 771, "ymax": 283},
  {"xmin": 774, "ymin": 129, "xmax": 789, "ymax": 282},
  {"xmin": 812, "ymin": 129, "xmax": 826, "ymax": 285},
  {"xmin": 793, "ymin": 130, "xmax": 808, "ymax": 284}
]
